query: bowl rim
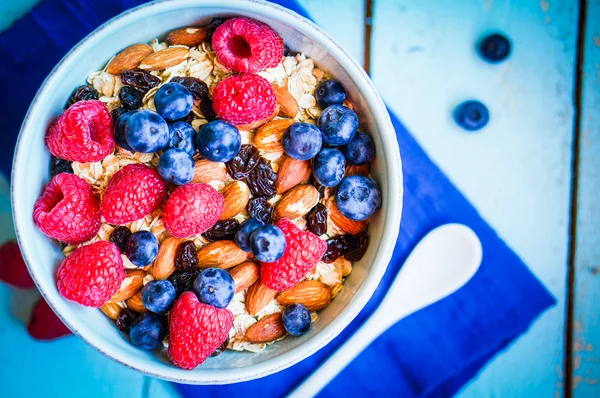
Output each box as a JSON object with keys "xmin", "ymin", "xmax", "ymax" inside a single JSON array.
[{"xmin": 11, "ymin": 0, "xmax": 402, "ymax": 384}]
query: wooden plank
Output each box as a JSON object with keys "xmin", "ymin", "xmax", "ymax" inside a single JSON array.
[
  {"xmin": 572, "ymin": 0, "xmax": 600, "ymax": 395},
  {"xmin": 370, "ymin": 0, "xmax": 577, "ymax": 396}
]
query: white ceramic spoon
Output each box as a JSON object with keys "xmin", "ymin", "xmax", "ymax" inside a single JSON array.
[{"xmin": 287, "ymin": 223, "xmax": 483, "ymax": 398}]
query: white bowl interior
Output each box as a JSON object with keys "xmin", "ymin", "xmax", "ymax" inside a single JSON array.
[{"xmin": 12, "ymin": 0, "xmax": 401, "ymax": 384}]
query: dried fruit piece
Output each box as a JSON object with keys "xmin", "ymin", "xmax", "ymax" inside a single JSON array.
[
  {"xmin": 210, "ymin": 339, "xmax": 229, "ymax": 357},
  {"xmin": 247, "ymin": 157, "xmax": 277, "ymax": 199},
  {"xmin": 200, "ymin": 97, "xmax": 218, "ymax": 121},
  {"xmin": 306, "ymin": 203, "xmax": 328, "ymax": 236},
  {"xmin": 170, "ymin": 76, "xmax": 209, "ymax": 101},
  {"xmin": 277, "ymin": 280, "xmax": 332, "ymax": 311},
  {"xmin": 109, "ymin": 226, "xmax": 132, "ymax": 252},
  {"xmin": 50, "ymin": 155, "xmax": 73, "ymax": 177},
  {"xmin": 229, "ymin": 261, "xmax": 259, "ymax": 293},
  {"xmin": 107, "ymin": 43, "xmax": 154, "ymax": 74},
  {"xmin": 246, "ymin": 313, "xmax": 286, "ymax": 343},
  {"xmin": 197, "ymin": 240, "xmax": 248, "ymax": 269},
  {"xmin": 120, "ymin": 69, "xmax": 161, "ymax": 95},
  {"xmin": 152, "ymin": 236, "xmax": 181, "ymax": 279},
  {"xmin": 116, "ymin": 308, "xmax": 140, "ymax": 332},
  {"xmin": 246, "ymin": 280, "xmax": 278, "ymax": 316},
  {"xmin": 345, "ymin": 232, "xmax": 369, "ymax": 261},
  {"xmin": 67, "ymin": 85, "xmax": 99, "ymax": 107},
  {"xmin": 202, "ymin": 219, "xmax": 241, "ymax": 242},
  {"xmin": 225, "ymin": 144, "xmax": 261, "ymax": 180},
  {"xmin": 220, "ymin": 181, "xmax": 251, "ymax": 220},
  {"xmin": 246, "ymin": 197, "xmax": 273, "ymax": 224},
  {"xmin": 175, "ymin": 241, "xmax": 198, "ymax": 270},
  {"xmin": 322, "ymin": 235, "xmax": 352, "ymax": 263},
  {"xmin": 139, "ymin": 47, "xmax": 189, "ymax": 70},
  {"xmin": 169, "ymin": 268, "xmax": 202, "ymax": 296},
  {"xmin": 275, "ymin": 156, "xmax": 311, "ymax": 194},
  {"xmin": 166, "ymin": 27, "xmax": 209, "ymax": 47},
  {"xmin": 273, "ymin": 185, "xmax": 319, "ymax": 220}
]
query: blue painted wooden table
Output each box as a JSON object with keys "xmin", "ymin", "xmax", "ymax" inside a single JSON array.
[{"xmin": 0, "ymin": 0, "xmax": 598, "ymax": 397}]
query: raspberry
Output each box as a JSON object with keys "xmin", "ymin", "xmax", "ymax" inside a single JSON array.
[
  {"xmin": 163, "ymin": 184, "xmax": 224, "ymax": 238},
  {"xmin": 212, "ymin": 17, "xmax": 284, "ymax": 73},
  {"xmin": 0, "ymin": 241, "xmax": 35, "ymax": 289},
  {"xmin": 46, "ymin": 100, "xmax": 114, "ymax": 162},
  {"xmin": 212, "ymin": 74, "xmax": 277, "ymax": 126},
  {"xmin": 56, "ymin": 241, "xmax": 124, "ymax": 307},
  {"xmin": 33, "ymin": 173, "xmax": 101, "ymax": 244},
  {"xmin": 168, "ymin": 292, "xmax": 233, "ymax": 369},
  {"xmin": 261, "ymin": 218, "xmax": 327, "ymax": 291},
  {"xmin": 27, "ymin": 297, "xmax": 72, "ymax": 341},
  {"xmin": 101, "ymin": 164, "xmax": 167, "ymax": 225}
]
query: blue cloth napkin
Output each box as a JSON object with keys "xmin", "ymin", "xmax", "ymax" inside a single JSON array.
[{"xmin": 0, "ymin": 0, "xmax": 555, "ymax": 396}]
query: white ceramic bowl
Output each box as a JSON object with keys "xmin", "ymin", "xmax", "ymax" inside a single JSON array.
[{"xmin": 12, "ymin": 0, "xmax": 402, "ymax": 384}]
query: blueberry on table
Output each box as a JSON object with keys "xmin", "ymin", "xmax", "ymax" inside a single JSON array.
[
  {"xmin": 141, "ymin": 280, "xmax": 177, "ymax": 314},
  {"xmin": 341, "ymin": 132, "xmax": 375, "ymax": 165},
  {"xmin": 118, "ymin": 86, "xmax": 142, "ymax": 110},
  {"xmin": 154, "ymin": 82, "xmax": 194, "ymax": 121},
  {"xmin": 249, "ymin": 224, "xmax": 287, "ymax": 262},
  {"xmin": 336, "ymin": 176, "xmax": 382, "ymax": 221},
  {"xmin": 318, "ymin": 105, "xmax": 359, "ymax": 146},
  {"xmin": 168, "ymin": 121, "xmax": 197, "ymax": 156},
  {"xmin": 114, "ymin": 110, "xmax": 136, "ymax": 151},
  {"xmin": 312, "ymin": 148, "xmax": 346, "ymax": 187},
  {"xmin": 479, "ymin": 33, "xmax": 511, "ymax": 63},
  {"xmin": 157, "ymin": 148, "xmax": 194, "ymax": 185},
  {"xmin": 281, "ymin": 122, "xmax": 323, "ymax": 160},
  {"xmin": 192, "ymin": 268, "xmax": 235, "ymax": 309},
  {"xmin": 235, "ymin": 218, "xmax": 265, "ymax": 252},
  {"xmin": 316, "ymin": 79, "xmax": 347, "ymax": 109},
  {"xmin": 197, "ymin": 120, "xmax": 242, "ymax": 162},
  {"xmin": 124, "ymin": 231, "xmax": 159, "ymax": 267},
  {"xmin": 124, "ymin": 110, "xmax": 170, "ymax": 153},
  {"xmin": 129, "ymin": 312, "xmax": 166, "ymax": 350},
  {"xmin": 454, "ymin": 100, "xmax": 489, "ymax": 131},
  {"xmin": 282, "ymin": 303, "xmax": 311, "ymax": 336}
]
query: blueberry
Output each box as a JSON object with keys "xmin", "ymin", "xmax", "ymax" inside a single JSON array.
[
  {"xmin": 336, "ymin": 176, "xmax": 382, "ymax": 221},
  {"xmin": 235, "ymin": 218, "xmax": 264, "ymax": 252},
  {"xmin": 124, "ymin": 110, "xmax": 170, "ymax": 153},
  {"xmin": 154, "ymin": 82, "xmax": 194, "ymax": 121},
  {"xmin": 318, "ymin": 105, "xmax": 358, "ymax": 146},
  {"xmin": 341, "ymin": 132, "xmax": 375, "ymax": 165},
  {"xmin": 114, "ymin": 110, "xmax": 135, "ymax": 151},
  {"xmin": 249, "ymin": 225, "xmax": 286, "ymax": 262},
  {"xmin": 119, "ymin": 86, "xmax": 142, "ymax": 110},
  {"xmin": 141, "ymin": 280, "xmax": 176, "ymax": 314},
  {"xmin": 193, "ymin": 268, "xmax": 235, "ymax": 309},
  {"xmin": 479, "ymin": 33, "xmax": 511, "ymax": 63},
  {"xmin": 197, "ymin": 120, "xmax": 241, "ymax": 162},
  {"xmin": 168, "ymin": 121, "xmax": 197, "ymax": 155},
  {"xmin": 454, "ymin": 100, "xmax": 489, "ymax": 131},
  {"xmin": 157, "ymin": 148, "xmax": 194, "ymax": 185},
  {"xmin": 124, "ymin": 231, "xmax": 159, "ymax": 267},
  {"xmin": 315, "ymin": 79, "xmax": 346, "ymax": 109},
  {"xmin": 281, "ymin": 122, "xmax": 323, "ymax": 161},
  {"xmin": 282, "ymin": 303, "xmax": 311, "ymax": 336},
  {"xmin": 312, "ymin": 148, "xmax": 346, "ymax": 187},
  {"xmin": 129, "ymin": 312, "xmax": 166, "ymax": 350}
]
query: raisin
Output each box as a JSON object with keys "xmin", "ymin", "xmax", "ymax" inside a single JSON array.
[
  {"xmin": 322, "ymin": 235, "xmax": 352, "ymax": 263},
  {"xmin": 200, "ymin": 97, "xmax": 218, "ymax": 121},
  {"xmin": 173, "ymin": 112, "xmax": 195, "ymax": 124},
  {"xmin": 226, "ymin": 145, "xmax": 261, "ymax": 180},
  {"xmin": 109, "ymin": 226, "xmax": 132, "ymax": 253},
  {"xmin": 306, "ymin": 203, "xmax": 327, "ymax": 236},
  {"xmin": 170, "ymin": 76, "xmax": 209, "ymax": 101},
  {"xmin": 120, "ymin": 69, "xmax": 161, "ymax": 95},
  {"xmin": 246, "ymin": 197, "xmax": 273, "ymax": 224},
  {"xmin": 168, "ymin": 268, "xmax": 202, "ymax": 296},
  {"xmin": 247, "ymin": 157, "xmax": 277, "ymax": 199},
  {"xmin": 67, "ymin": 85, "xmax": 99, "ymax": 107},
  {"xmin": 283, "ymin": 45, "xmax": 294, "ymax": 57},
  {"xmin": 346, "ymin": 232, "xmax": 369, "ymax": 261},
  {"xmin": 207, "ymin": 17, "xmax": 227, "ymax": 40},
  {"xmin": 210, "ymin": 338, "xmax": 229, "ymax": 357},
  {"xmin": 203, "ymin": 219, "xmax": 240, "ymax": 242},
  {"xmin": 111, "ymin": 106, "xmax": 128, "ymax": 122},
  {"xmin": 175, "ymin": 241, "xmax": 198, "ymax": 269},
  {"xmin": 116, "ymin": 309, "xmax": 139, "ymax": 333},
  {"xmin": 119, "ymin": 86, "xmax": 142, "ymax": 110},
  {"xmin": 50, "ymin": 156, "xmax": 73, "ymax": 177}
]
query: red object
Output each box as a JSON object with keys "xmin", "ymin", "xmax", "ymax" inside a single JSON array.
[
  {"xmin": 212, "ymin": 17, "xmax": 284, "ymax": 73},
  {"xmin": 212, "ymin": 74, "xmax": 277, "ymax": 126},
  {"xmin": 27, "ymin": 297, "xmax": 72, "ymax": 341},
  {"xmin": 261, "ymin": 218, "xmax": 327, "ymax": 291},
  {"xmin": 168, "ymin": 292, "xmax": 233, "ymax": 369},
  {"xmin": 33, "ymin": 173, "xmax": 101, "ymax": 244},
  {"xmin": 163, "ymin": 183, "xmax": 224, "ymax": 238},
  {"xmin": 101, "ymin": 164, "xmax": 167, "ymax": 225},
  {"xmin": 45, "ymin": 100, "xmax": 114, "ymax": 162},
  {"xmin": 56, "ymin": 241, "xmax": 124, "ymax": 307},
  {"xmin": 0, "ymin": 241, "xmax": 35, "ymax": 289}
]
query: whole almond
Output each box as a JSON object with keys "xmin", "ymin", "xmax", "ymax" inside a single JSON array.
[
  {"xmin": 152, "ymin": 236, "xmax": 181, "ymax": 280},
  {"xmin": 220, "ymin": 181, "xmax": 251, "ymax": 220},
  {"xmin": 107, "ymin": 44, "xmax": 153, "ymax": 74},
  {"xmin": 345, "ymin": 163, "xmax": 370, "ymax": 177},
  {"xmin": 273, "ymin": 84, "xmax": 299, "ymax": 118},
  {"xmin": 343, "ymin": 99, "xmax": 355, "ymax": 111},
  {"xmin": 197, "ymin": 240, "xmax": 248, "ymax": 269},
  {"xmin": 274, "ymin": 185, "xmax": 319, "ymax": 220},
  {"xmin": 254, "ymin": 118, "xmax": 295, "ymax": 158},
  {"xmin": 108, "ymin": 269, "xmax": 145, "ymax": 302},
  {"xmin": 166, "ymin": 27, "xmax": 209, "ymax": 47},
  {"xmin": 246, "ymin": 313, "xmax": 286, "ymax": 343},
  {"xmin": 275, "ymin": 156, "xmax": 311, "ymax": 194},
  {"xmin": 327, "ymin": 198, "xmax": 368, "ymax": 235},
  {"xmin": 100, "ymin": 302, "xmax": 122, "ymax": 320},
  {"xmin": 139, "ymin": 47, "xmax": 189, "ymax": 70},
  {"xmin": 192, "ymin": 159, "xmax": 228, "ymax": 185},
  {"xmin": 246, "ymin": 280, "xmax": 278, "ymax": 316},
  {"xmin": 229, "ymin": 261, "xmax": 259, "ymax": 293},
  {"xmin": 237, "ymin": 105, "xmax": 280, "ymax": 131},
  {"xmin": 126, "ymin": 291, "xmax": 147, "ymax": 313},
  {"xmin": 277, "ymin": 280, "xmax": 332, "ymax": 311}
]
